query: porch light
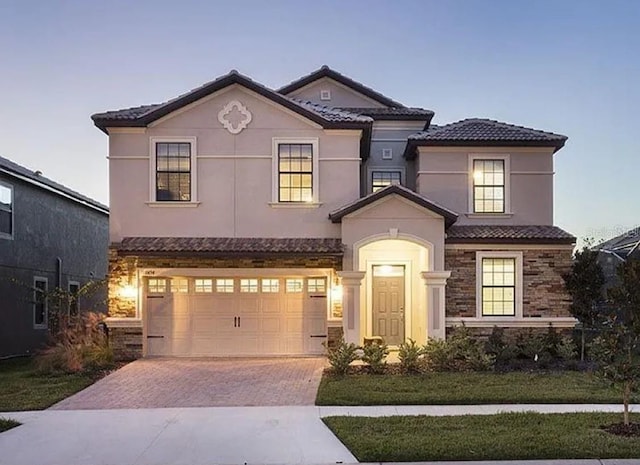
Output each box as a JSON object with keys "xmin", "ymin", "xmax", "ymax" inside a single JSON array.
[
  {"xmin": 331, "ymin": 284, "xmax": 343, "ymax": 301},
  {"xmin": 119, "ymin": 284, "xmax": 137, "ymax": 299}
]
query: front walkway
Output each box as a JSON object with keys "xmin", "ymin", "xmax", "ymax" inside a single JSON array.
[{"xmin": 51, "ymin": 357, "xmax": 326, "ymax": 410}]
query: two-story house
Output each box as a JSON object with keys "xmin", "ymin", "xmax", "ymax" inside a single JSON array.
[
  {"xmin": 0, "ymin": 156, "xmax": 109, "ymax": 357},
  {"xmin": 93, "ymin": 66, "xmax": 575, "ymax": 360}
]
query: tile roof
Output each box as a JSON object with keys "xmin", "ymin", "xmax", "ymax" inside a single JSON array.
[
  {"xmin": 337, "ymin": 107, "xmax": 434, "ymax": 122},
  {"xmin": 446, "ymin": 225, "xmax": 575, "ymax": 244},
  {"xmin": 0, "ymin": 155, "xmax": 108, "ymax": 213},
  {"xmin": 92, "ymin": 70, "xmax": 373, "ymax": 133},
  {"xmin": 116, "ymin": 237, "xmax": 344, "ymax": 255},
  {"xmin": 405, "ymin": 118, "xmax": 568, "ymax": 156},
  {"xmin": 329, "ymin": 184, "xmax": 458, "ymax": 227},
  {"xmin": 277, "ymin": 65, "xmax": 405, "ymax": 107}
]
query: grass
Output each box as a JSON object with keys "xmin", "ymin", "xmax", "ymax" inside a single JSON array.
[
  {"xmin": 0, "ymin": 418, "xmax": 20, "ymax": 433},
  {"xmin": 316, "ymin": 370, "xmax": 637, "ymax": 405},
  {"xmin": 0, "ymin": 357, "xmax": 111, "ymax": 411},
  {"xmin": 323, "ymin": 412, "xmax": 640, "ymax": 461}
]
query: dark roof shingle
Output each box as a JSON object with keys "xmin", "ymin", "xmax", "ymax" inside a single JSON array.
[
  {"xmin": 0, "ymin": 156, "xmax": 108, "ymax": 213},
  {"xmin": 446, "ymin": 225, "xmax": 575, "ymax": 244},
  {"xmin": 116, "ymin": 237, "xmax": 344, "ymax": 255},
  {"xmin": 336, "ymin": 107, "xmax": 434, "ymax": 122},
  {"xmin": 405, "ymin": 118, "xmax": 567, "ymax": 157}
]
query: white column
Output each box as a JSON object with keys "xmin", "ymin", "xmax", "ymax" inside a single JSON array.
[
  {"xmin": 420, "ymin": 271, "xmax": 451, "ymax": 340},
  {"xmin": 337, "ymin": 271, "xmax": 366, "ymax": 344}
]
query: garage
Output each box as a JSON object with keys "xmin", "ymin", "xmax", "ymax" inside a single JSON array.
[{"xmin": 144, "ymin": 274, "xmax": 329, "ymax": 357}]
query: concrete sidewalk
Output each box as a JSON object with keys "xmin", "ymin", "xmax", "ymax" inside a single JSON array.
[{"xmin": 1, "ymin": 404, "xmax": 639, "ymax": 465}]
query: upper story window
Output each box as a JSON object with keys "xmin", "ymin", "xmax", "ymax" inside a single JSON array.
[
  {"xmin": 156, "ymin": 142, "xmax": 191, "ymax": 201},
  {"xmin": 372, "ymin": 171, "xmax": 401, "ymax": 193},
  {"xmin": 472, "ymin": 159, "xmax": 505, "ymax": 213},
  {"xmin": 0, "ymin": 182, "xmax": 13, "ymax": 239},
  {"xmin": 272, "ymin": 138, "xmax": 319, "ymax": 205}
]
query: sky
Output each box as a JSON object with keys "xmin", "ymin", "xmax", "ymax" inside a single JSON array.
[{"xmin": 0, "ymin": 0, "xmax": 638, "ymax": 243}]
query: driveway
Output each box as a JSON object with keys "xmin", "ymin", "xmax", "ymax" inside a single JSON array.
[{"xmin": 51, "ymin": 357, "xmax": 326, "ymax": 410}]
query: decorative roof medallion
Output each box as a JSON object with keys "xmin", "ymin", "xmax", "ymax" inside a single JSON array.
[{"xmin": 218, "ymin": 100, "xmax": 252, "ymax": 134}]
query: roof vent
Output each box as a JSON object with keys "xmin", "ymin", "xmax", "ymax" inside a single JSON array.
[
  {"xmin": 320, "ymin": 90, "xmax": 331, "ymax": 101},
  {"xmin": 34, "ymin": 170, "xmax": 43, "ymax": 176}
]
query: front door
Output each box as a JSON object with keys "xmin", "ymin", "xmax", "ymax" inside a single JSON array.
[{"xmin": 372, "ymin": 265, "xmax": 405, "ymax": 345}]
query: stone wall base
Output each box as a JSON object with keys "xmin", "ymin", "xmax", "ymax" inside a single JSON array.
[
  {"xmin": 327, "ymin": 326, "xmax": 344, "ymax": 349},
  {"xmin": 108, "ymin": 326, "xmax": 143, "ymax": 360},
  {"xmin": 445, "ymin": 325, "xmax": 574, "ymax": 340}
]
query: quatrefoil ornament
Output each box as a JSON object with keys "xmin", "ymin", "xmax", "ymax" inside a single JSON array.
[{"xmin": 217, "ymin": 100, "xmax": 252, "ymax": 134}]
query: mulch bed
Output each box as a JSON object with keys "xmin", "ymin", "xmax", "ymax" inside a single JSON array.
[{"xmin": 601, "ymin": 422, "xmax": 640, "ymax": 437}]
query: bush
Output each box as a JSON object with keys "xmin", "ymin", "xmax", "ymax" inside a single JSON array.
[
  {"xmin": 398, "ymin": 339, "xmax": 423, "ymax": 373},
  {"xmin": 557, "ymin": 336, "xmax": 578, "ymax": 362},
  {"xmin": 361, "ymin": 341, "xmax": 389, "ymax": 374},
  {"xmin": 515, "ymin": 328, "xmax": 546, "ymax": 360},
  {"xmin": 36, "ymin": 312, "xmax": 112, "ymax": 374},
  {"xmin": 423, "ymin": 325, "xmax": 494, "ymax": 372},
  {"xmin": 543, "ymin": 324, "xmax": 562, "ymax": 359},
  {"xmin": 325, "ymin": 339, "xmax": 360, "ymax": 375},
  {"xmin": 485, "ymin": 326, "xmax": 517, "ymax": 365}
]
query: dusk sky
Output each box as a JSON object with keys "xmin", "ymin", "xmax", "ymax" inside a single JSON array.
[{"xmin": 1, "ymin": 0, "xmax": 638, "ymax": 243}]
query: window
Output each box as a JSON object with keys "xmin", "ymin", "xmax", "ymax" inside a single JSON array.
[
  {"xmin": 33, "ymin": 277, "xmax": 48, "ymax": 328},
  {"xmin": 261, "ymin": 279, "xmax": 279, "ymax": 293},
  {"xmin": 278, "ymin": 144, "xmax": 313, "ymax": 202},
  {"xmin": 381, "ymin": 148, "xmax": 393, "ymax": 160},
  {"xmin": 216, "ymin": 279, "xmax": 234, "ymax": 293},
  {"xmin": 240, "ymin": 279, "xmax": 258, "ymax": 293},
  {"xmin": 147, "ymin": 278, "xmax": 166, "ymax": 294},
  {"xmin": 0, "ymin": 183, "xmax": 13, "ymax": 238},
  {"xmin": 480, "ymin": 258, "xmax": 516, "ymax": 316},
  {"xmin": 68, "ymin": 281, "xmax": 80, "ymax": 318},
  {"xmin": 171, "ymin": 278, "xmax": 189, "ymax": 293},
  {"xmin": 155, "ymin": 142, "xmax": 191, "ymax": 201},
  {"xmin": 286, "ymin": 278, "xmax": 304, "ymax": 293},
  {"xmin": 472, "ymin": 159, "xmax": 505, "ymax": 213},
  {"xmin": 307, "ymin": 278, "xmax": 326, "ymax": 293},
  {"xmin": 195, "ymin": 279, "xmax": 213, "ymax": 293},
  {"xmin": 372, "ymin": 171, "xmax": 401, "ymax": 192}
]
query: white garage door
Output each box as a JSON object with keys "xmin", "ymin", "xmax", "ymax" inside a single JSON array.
[{"xmin": 145, "ymin": 275, "xmax": 328, "ymax": 356}]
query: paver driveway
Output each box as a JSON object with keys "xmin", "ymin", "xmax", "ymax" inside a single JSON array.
[{"xmin": 51, "ymin": 357, "xmax": 326, "ymax": 410}]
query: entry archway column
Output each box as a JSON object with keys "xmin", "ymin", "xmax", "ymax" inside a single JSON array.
[
  {"xmin": 337, "ymin": 271, "xmax": 366, "ymax": 344},
  {"xmin": 420, "ymin": 271, "xmax": 451, "ymax": 340}
]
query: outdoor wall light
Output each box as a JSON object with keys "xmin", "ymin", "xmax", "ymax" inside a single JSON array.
[{"xmin": 119, "ymin": 284, "xmax": 137, "ymax": 299}]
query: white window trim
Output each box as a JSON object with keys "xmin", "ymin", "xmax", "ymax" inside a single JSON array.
[
  {"xmin": 271, "ymin": 137, "xmax": 320, "ymax": 205},
  {"xmin": 475, "ymin": 251, "xmax": 523, "ymax": 319},
  {"xmin": 0, "ymin": 181, "xmax": 14, "ymax": 240},
  {"xmin": 33, "ymin": 277, "xmax": 48, "ymax": 329},
  {"xmin": 148, "ymin": 137, "xmax": 198, "ymax": 205},
  {"xmin": 468, "ymin": 154, "xmax": 511, "ymax": 215},
  {"xmin": 68, "ymin": 280, "xmax": 80, "ymax": 316}
]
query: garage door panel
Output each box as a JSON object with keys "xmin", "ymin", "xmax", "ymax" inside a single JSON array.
[{"xmin": 146, "ymin": 274, "xmax": 328, "ymax": 357}]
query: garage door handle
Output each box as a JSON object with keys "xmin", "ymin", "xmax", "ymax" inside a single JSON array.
[
  {"xmin": 147, "ymin": 335, "xmax": 164, "ymax": 339},
  {"xmin": 238, "ymin": 316, "xmax": 241, "ymax": 327},
  {"xmin": 310, "ymin": 335, "xmax": 328, "ymax": 338},
  {"xmin": 147, "ymin": 296, "xmax": 164, "ymax": 299}
]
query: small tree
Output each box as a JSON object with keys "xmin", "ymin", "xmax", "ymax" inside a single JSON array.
[
  {"xmin": 591, "ymin": 259, "xmax": 640, "ymax": 426},
  {"xmin": 563, "ymin": 242, "xmax": 605, "ymax": 361}
]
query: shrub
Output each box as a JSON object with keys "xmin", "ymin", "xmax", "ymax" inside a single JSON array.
[
  {"xmin": 426, "ymin": 325, "xmax": 494, "ymax": 372},
  {"xmin": 543, "ymin": 324, "xmax": 562, "ymax": 358},
  {"xmin": 515, "ymin": 328, "xmax": 546, "ymax": 360},
  {"xmin": 484, "ymin": 326, "xmax": 516, "ymax": 365},
  {"xmin": 36, "ymin": 312, "xmax": 112, "ymax": 374},
  {"xmin": 557, "ymin": 336, "xmax": 578, "ymax": 361},
  {"xmin": 361, "ymin": 341, "xmax": 389, "ymax": 374},
  {"xmin": 325, "ymin": 339, "xmax": 360, "ymax": 375},
  {"xmin": 398, "ymin": 339, "xmax": 423, "ymax": 373},
  {"xmin": 422, "ymin": 338, "xmax": 451, "ymax": 371}
]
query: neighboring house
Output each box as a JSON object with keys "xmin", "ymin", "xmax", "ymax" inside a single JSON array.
[
  {"xmin": 92, "ymin": 66, "xmax": 576, "ymax": 360},
  {"xmin": 595, "ymin": 227, "xmax": 640, "ymax": 289},
  {"xmin": 0, "ymin": 156, "xmax": 109, "ymax": 358}
]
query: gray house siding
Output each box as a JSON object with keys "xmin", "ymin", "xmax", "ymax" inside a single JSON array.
[{"xmin": 0, "ymin": 172, "xmax": 108, "ymax": 357}]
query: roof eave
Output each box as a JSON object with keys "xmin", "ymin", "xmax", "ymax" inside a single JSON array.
[
  {"xmin": 445, "ymin": 237, "xmax": 576, "ymax": 245},
  {"xmin": 404, "ymin": 139, "xmax": 567, "ymax": 159}
]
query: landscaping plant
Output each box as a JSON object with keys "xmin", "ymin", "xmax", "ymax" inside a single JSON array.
[
  {"xmin": 324, "ymin": 338, "xmax": 360, "ymax": 375},
  {"xmin": 398, "ymin": 339, "xmax": 423, "ymax": 373},
  {"xmin": 361, "ymin": 341, "xmax": 389, "ymax": 374},
  {"xmin": 423, "ymin": 325, "xmax": 494, "ymax": 372},
  {"xmin": 484, "ymin": 326, "xmax": 517, "ymax": 366},
  {"xmin": 563, "ymin": 242, "xmax": 605, "ymax": 361},
  {"xmin": 590, "ymin": 259, "xmax": 640, "ymax": 428}
]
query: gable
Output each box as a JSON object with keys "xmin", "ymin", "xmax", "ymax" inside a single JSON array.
[
  {"xmin": 286, "ymin": 77, "xmax": 388, "ymax": 109},
  {"xmin": 344, "ymin": 194, "xmax": 446, "ymax": 221}
]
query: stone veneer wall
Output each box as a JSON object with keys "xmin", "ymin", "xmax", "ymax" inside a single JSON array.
[
  {"xmin": 445, "ymin": 247, "xmax": 573, "ymax": 319},
  {"xmin": 109, "ymin": 326, "xmax": 143, "ymax": 360},
  {"xmin": 327, "ymin": 326, "xmax": 344, "ymax": 349}
]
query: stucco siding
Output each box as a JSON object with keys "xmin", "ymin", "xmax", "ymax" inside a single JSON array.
[{"xmin": 285, "ymin": 77, "xmax": 387, "ymax": 108}]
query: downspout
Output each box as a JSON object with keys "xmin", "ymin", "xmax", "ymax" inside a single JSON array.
[{"xmin": 56, "ymin": 257, "xmax": 62, "ymax": 289}]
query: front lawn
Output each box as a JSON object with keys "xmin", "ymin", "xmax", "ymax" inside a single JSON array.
[
  {"xmin": 0, "ymin": 357, "xmax": 113, "ymax": 411},
  {"xmin": 316, "ymin": 371, "xmax": 636, "ymax": 405},
  {"xmin": 324, "ymin": 412, "xmax": 640, "ymax": 461},
  {"xmin": 0, "ymin": 418, "xmax": 20, "ymax": 433}
]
